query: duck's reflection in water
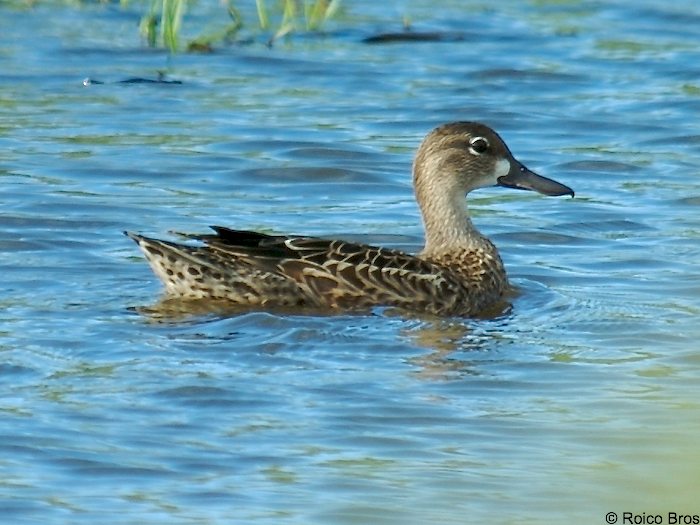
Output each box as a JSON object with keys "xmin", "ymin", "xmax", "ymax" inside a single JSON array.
[
  {"xmin": 400, "ymin": 300, "xmax": 512, "ymax": 380},
  {"xmin": 130, "ymin": 296, "xmax": 513, "ymax": 381}
]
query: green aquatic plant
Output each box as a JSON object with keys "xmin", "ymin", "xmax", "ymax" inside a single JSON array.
[
  {"xmin": 139, "ymin": 0, "xmax": 186, "ymax": 52},
  {"xmin": 139, "ymin": 0, "xmax": 342, "ymax": 52},
  {"xmin": 186, "ymin": 3, "xmax": 244, "ymax": 53},
  {"xmin": 255, "ymin": 0, "xmax": 342, "ymax": 35},
  {"xmin": 160, "ymin": 0, "xmax": 186, "ymax": 51},
  {"xmin": 139, "ymin": 8, "xmax": 159, "ymax": 48},
  {"xmin": 270, "ymin": 0, "xmax": 341, "ymax": 41},
  {"xmin": 251, "ymin": 0, "xmax": 343, "ymax": 43},
  {"xmin": 307, "ymin": 0, "xmax": 342, "ymax": 29},
  {"xmin": 255, "ymin": 0, "xmax": 269, "ymax": 29}
]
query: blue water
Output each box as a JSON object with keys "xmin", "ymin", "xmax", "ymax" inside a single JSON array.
[{"xmin": 2, "ymin": 1, "xmax": 700, "ymax": 523}]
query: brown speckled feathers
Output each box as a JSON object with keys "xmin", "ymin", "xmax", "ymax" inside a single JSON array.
[{"xmin": 126, "ymin": 226, "xmax": 506, "ymax": 316}]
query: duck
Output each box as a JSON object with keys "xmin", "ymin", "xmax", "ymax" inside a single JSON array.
[{"xmin": 125, "ymin": 122, "xmax": 573, "ymax": 317}]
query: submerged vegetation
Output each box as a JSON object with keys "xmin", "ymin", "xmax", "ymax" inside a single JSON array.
[{"xmin": 138, "ymin": 0, "xmax": 342, "ymax": 52}]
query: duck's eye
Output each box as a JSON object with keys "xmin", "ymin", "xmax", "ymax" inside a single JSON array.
[{"xmin": 469, "ymin": 137, "xmax": 489, "ymax": 155}]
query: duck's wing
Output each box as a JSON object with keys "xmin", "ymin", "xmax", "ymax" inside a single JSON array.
[{"xmin": 198, "ymin": 226, "xmax": 464, "ymax": 312}]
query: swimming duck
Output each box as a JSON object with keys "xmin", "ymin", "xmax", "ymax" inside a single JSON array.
[{"xmin": 125, "ymin": 122, "xmax": 573, "ymax": 317}]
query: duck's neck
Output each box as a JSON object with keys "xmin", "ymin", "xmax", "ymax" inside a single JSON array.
[{"xmin": 415, "ymin": 177, "xmax": 488, "ymax": 258}]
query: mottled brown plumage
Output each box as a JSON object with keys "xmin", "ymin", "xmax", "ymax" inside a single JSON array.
[{"xmin": 126, "ymin": 122, "xmax": 573, "ymax": 317}]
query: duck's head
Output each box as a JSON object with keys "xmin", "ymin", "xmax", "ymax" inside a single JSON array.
[{"xmin": 413, "ymin": 122, "xmax": 574, "ymax": 198}]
